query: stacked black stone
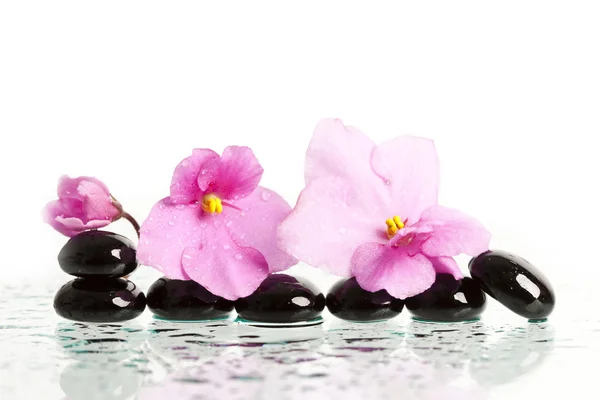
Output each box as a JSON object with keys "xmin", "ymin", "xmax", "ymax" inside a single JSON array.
[{"xmin": 53, "ymin": 230, "xmax": 146, "ymax": 323}]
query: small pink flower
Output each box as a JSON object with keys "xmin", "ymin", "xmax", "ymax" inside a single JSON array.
[
  {"xmin": 43, "ymin": 176, "xmax": 122, "ymax": 237},
  {"xmin": 138, "ymin": 146, "xmax": 297, "ymax": 300},
  {"xmin": 278, "ymin": 119, "xmax": 491, "ymax": 299}
]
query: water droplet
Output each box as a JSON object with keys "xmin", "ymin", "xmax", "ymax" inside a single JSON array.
[
  {"xmin": 144, "ymin": 240, "xmax": 150, "ymax": 245},
  {"xmin": 385, "ymin": 180, "xmax": 391, "ymax": 186},
  {"xmin": 201, "ymin": 169, "xmax": 208, "ymax": 175},
  {"xmin": 149, "ymin": 217, "xmax": 154, "ymax": 222},
  {"xmin": 159, "ymin": 203, "xmax": 165, "ymax": 210},
  {"xmin": 168, "ymin": 221, "xmax": 175, "ymax": 226},
  {"xmin": 181, "ymin": 159, "xmax": 189, "ymax": 167},
  {"xmin": 200, "ymin": 222, "xmax": 208, "ymax": 228},
  {"xmin": 175, "ymin": 204, "xmax": 185, "ymax": 210},
  {"xmin": 261, "ymin": 191, "xmax": 271, "ymax": 201},
  {"xmin": 234, "ymin": 195, "xmax": 240, "ymax": 200},
  {"xmin": 225, "ymin": 220, "xmax": 233, "ymax": 227},
  {"xmin": 240, "ymin": 233, "xmax": 246, "ymax": 240},
  {"xmin": 223, "ymin": 244, "xmax": 231, "ymax": 250},
  {"xmin": 234, "ymin": 253, "xmax": 243, "ymax": 261}
]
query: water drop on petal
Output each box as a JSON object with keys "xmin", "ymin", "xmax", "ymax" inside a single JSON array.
[
  {"xmin": 261, "ymin": 191, "xmax": 271, "ymax": 201},
  {"xmin": 234, "ymin": 253, "xmax": 243, "ymax": 261}
]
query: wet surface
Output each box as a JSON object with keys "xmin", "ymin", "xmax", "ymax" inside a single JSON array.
[{"xmin": 0, "ymin": 271, "xmax": 597, "ymax": 399}]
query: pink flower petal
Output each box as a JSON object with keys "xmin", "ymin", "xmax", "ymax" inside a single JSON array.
[
  {"xmin": 137, "ymin": 198, "xmax": 206, "ymax": 280},
  {"xmin": 56, "ymin": 175, "xmax": 120, "ymax": 221},
  {"xmin": 43, "ymin": 199, "xmax": 111, "ymax": 237},
  {"xmin": 430, "ymin": 256, "xmax": 463, "ymax": 280},
  {"xmin": 304, "ymin": 119, "xmax": 390, "ymax": 209},
  {"xmin": 415, "ymin": 205, "xmax": 491, "ymax": 257},
  {"xmin": 224, "ymin": 186, "xmax": 297, "ymax": 272},
  {"xmin": 170, "ymin": 149, "xmax": 220, "ymax": 205},
  {"xmin": 181, "ymin": 238, "xmax": 269, "ymax": 301},
  {"xmin": 138, "ymin": 198, "xmax": 272, "ymax": 299},
  {"xmin": 351, "ymin": 242, "xmax": 436, "ymax": 299},
  {"xmin": 371, "ymin": 135, "xmax": 440, "ymax": 224},
  {"xmin": 197, "ymin": 146, "xmax": 263, "ymax": 200},
  {"xmin": 278, "ymin": 177, "xmax": 385, "ymax": 277}
]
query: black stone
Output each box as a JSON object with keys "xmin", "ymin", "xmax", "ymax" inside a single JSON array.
[
  {"xmin": 147, "ymin": 277, "xmax": 234, "ymax": 320},
  {"xmin": 54, "ymin": 278, "xmax": 146, "ymax": 322},
  {"xmin": 406, "ymin": 274, "xmax": 486, "ymax": 322},
  {"xmin": 235, "ymin": 274, "xmax": 325, "ymax": 323},
  {"xmin": 469, "ymin": 250, "xmax": 555, "ymax": 320},
  {"xmin": 58, "ymin": 231, "xmax": 138, "ymax": 278},
  {"xmin": 326, "ymin": 277, "xmax": 404, "ymax": 322}
]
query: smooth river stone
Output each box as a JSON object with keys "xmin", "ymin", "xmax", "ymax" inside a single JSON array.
[
  {"xmin": 406, "ymin": 274, "xmax": 486, "ymax": 322},
  {"xmin": 469, "ymin": 250, "xmax": 555, "ymax": 320},
  {"xmin": 147, "ymin": 277, "xmax": 234, "ymax": 321},
  {"xmin": 326, "ymin": 277, "xmax": 404, "ymax": 322},
  {"xmin": 54, "ymin": 278, "xmax": 146, "ymax": 322},
  {"xmin": 58, "ymin": 231, "xmax": 138, "ymax": 278},
  {"xmin": 235, "ymin": 274, "xmax": 325, "ymax": 323}
]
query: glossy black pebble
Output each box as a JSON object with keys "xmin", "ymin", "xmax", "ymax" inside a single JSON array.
[
  {"xmin": 469, "ymin": 250, "xmax": 555, "ymax": 320},
  {"xmin": 147, "ymin": 277, "xmax": 234, "ymax": 320},
  {"xmin": 406, "ymin": 274, "xmax": 486, "ymax": 322},
  {"xmin": 58, "ymin": 230, "xmax": 138, "ymax": 278},
  {"xmin": 235, "ymin": 274, "xmax": 325, "ymax": 323},
  {"xmin": 326, "ymin": 277, "xmax": 404, "ymax": 322},
  {"xmin": 54, "ymin": 278, "xmax": 146, "ymax": 322}
]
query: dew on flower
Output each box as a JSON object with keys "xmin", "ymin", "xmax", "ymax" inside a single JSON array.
[
  {"xmin": 261, "ymin": 191, "xmax": 271, "ymax": 201},
  {"xmin": 234, "ymin": 253, "xmax": 243, "ymax": 260},
  {"xmin": 168, "ymin": 221, "xmax": 175, "ymax": 226}
]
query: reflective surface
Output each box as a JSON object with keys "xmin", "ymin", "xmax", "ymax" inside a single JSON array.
[{"xmin": 0, "ymin": 270, "xmax": 596, "ymax": 399}]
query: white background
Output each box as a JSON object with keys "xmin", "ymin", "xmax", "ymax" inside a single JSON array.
[{"xmin": 1, "ymin": 1, "xmax": 599, "ymax": 288}]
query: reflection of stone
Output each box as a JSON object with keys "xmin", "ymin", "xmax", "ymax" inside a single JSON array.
[
  {"xmin": 54, "ymin": 322, "xmax": 147, "ymax": 399},
  {"xmin": 144, "ymin": 318, "xmax": 326, "ymax": 368},
  {"xmin": 60, "ymin": 362, "xmax": 141, "ymax": 400},
  {"xmin": 469, "ymin": 323, "xmax": 556, "ymax": 386}
]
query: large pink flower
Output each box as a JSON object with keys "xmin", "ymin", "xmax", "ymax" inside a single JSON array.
[
  {"xmin": 278, "ymin": 119, "xmax": 491, "ymax": 299},
  {"xmin": 43, "ymin": 176, "xmax": 121, "ymax": 237},
  {"xmin": 138, "ymin": 146, "xmax": 297, "ymax": 300}
]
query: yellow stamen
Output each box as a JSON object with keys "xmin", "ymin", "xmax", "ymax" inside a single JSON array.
[
  {"xmin": 386, "ymin": 215, "xmax": 405, "ymax": 239},
  {"xmin": 201, "ymin": 194, "xmax": 223, "ymax": 214}
]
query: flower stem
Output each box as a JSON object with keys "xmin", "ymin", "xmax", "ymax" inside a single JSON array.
[{"xmin": 121, "ymin": 212, "xmax": 141, "ymax": 238}]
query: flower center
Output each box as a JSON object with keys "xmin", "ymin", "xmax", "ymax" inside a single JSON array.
[
  {"xmin": 201, "ymin": 194, "xmax": 223, "ymax": 214},
  {"xmin": 385, "ymin": 216, "xmax": 405, "ymax": 239}
]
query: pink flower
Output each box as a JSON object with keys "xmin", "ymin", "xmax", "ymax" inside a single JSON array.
[
  {"xmin": 43, "ymin": 176, "xmax": 121, "ymax": 237},
  {"xmin": 278, "ymin": 119, "xmax": 491, "ymax": 299},
  {"xmin": 137, "ymin": 146, "xmax": 297, "ymax": 300}
]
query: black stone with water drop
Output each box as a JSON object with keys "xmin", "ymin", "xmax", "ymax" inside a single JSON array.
[
  {"xmin": 147, "ymin": 277, "xmax": 234, "ymax": 320},
  {"xmin": 235, "ymin": 274, "xmax": 326, "ymax": 323},
  {"xmin": 54, "ymin": 278, "xmax": 146, "ymax": 322},
  {"xmin": 469, "ymin": 250, "xmax": 555, "ymax": 320},
  {"xmin": 326, "ymin": 277, "xmax": 404, "ymax": 321},
  {"xmin": 58, "ymin": 231, "xmax": 138, "ymax": 278},
  {"xmin": 406, "ymin": 274, "xmax": 486, "ymax": 322},
  {"xmin": 53, "ymin": 230, "xmax": 146, "ymax": 322}
]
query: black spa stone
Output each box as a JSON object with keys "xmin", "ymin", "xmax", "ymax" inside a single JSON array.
[
  {"xmin": 406, "ymin": 274, "xmax": 486, "ymax": 322},
  {"xmin": 54, "ymin": 278, "xmax": 146, "ymax": 322},
  {"xmin": 58, "ymin": 230, "xmax": 138, "ymax": 278},
  {"xmin": 469, "ymin": 250, "xmax": 555, "ymax": 320},
  {"xmin": 147, "ymin": 277, "xmax": 234, "ymax": 321},
  {"xmin": 326, "ymin": 277, "xmax": 404, "ymax": 322},
  {"xmin": 235, "ymin": 274, "xmax": 325, "ymax": 323}
]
